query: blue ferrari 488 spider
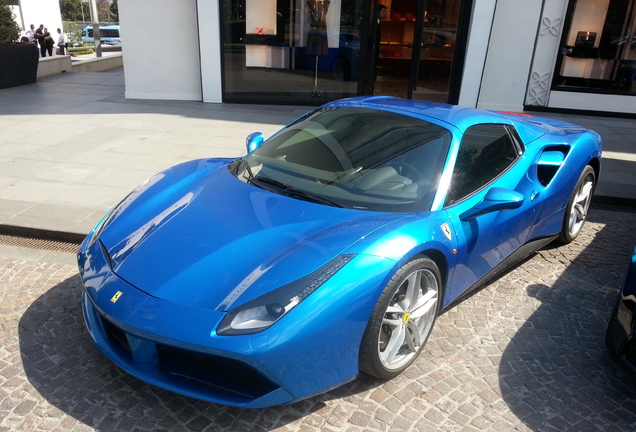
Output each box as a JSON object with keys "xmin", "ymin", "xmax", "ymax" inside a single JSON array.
[{"xmin": 78, "ymin": 97, "xmax": 602, "ymax": 408}]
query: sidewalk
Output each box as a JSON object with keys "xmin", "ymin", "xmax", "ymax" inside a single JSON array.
[{"xmin": 0, "ymin": 67, "xmax": 634, "ymax": 242}]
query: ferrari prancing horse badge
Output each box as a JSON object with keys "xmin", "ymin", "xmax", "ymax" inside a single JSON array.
[{"xmin": 441, "ymin": 223, "xmax": 452, "ymax": 241}]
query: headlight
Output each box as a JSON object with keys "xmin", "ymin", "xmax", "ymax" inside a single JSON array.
[
  {"xmin": 87, "ymin": 205, "xmax": 119, "ymax": 248},
  {"xmin": 217, "ymin": 255, "xmax": 355, "ymax": 335}
]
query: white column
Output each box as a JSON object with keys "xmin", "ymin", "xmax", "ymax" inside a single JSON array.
[
  {"xmin": 457, "ymin": 0, "xmax": 497, "ymax": 108},
  {"xmin": 475, "ymin": 0, "xmax": 544, "ymax": 112},
  {"xmin": 197, "ymin": 0, "xmax": 223, "ymax": 103},
  {"xmin": 525, "ymin": 0, "xmax": 569, "ymax": 107}
]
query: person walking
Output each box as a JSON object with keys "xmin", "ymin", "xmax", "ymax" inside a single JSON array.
[{"xmin": 57, "ymin": 28, "xmax": 67, "ymax": 55}]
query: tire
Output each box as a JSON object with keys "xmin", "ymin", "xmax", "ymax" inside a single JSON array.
[
  {"xmin": 359, "ymin": 257, "xmax": 441, "ymax": 379},
  {"xmin": 558, "ymin": 165, "xmax": 595, "ymax": 244}
]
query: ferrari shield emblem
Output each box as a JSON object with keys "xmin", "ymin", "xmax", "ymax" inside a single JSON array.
[
  {"xmin": 111, "ymin": 291, "xmax": 123, "ymax": 303},
  {"xmin": 441, "ymin": 223, "xmax": 452, "ymax": 241}
]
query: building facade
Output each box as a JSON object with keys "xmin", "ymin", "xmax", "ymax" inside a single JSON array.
[{"xmin": 119, "ymin": 0, "xmax": 635, "ymax": 115}]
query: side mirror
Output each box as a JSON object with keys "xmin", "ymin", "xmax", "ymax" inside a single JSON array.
[
  {"xmin": 246, "ymin": 132, "xmax": 264, "ymax": 154},
  {"xmin": 460, "ymin": 187, "xmax": 524, "ymax": 221}
]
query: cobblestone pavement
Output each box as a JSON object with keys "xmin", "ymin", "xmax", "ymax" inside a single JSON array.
[{"xmin": 1, "ymin": 208, "xmax": 636, "ymax": 432}]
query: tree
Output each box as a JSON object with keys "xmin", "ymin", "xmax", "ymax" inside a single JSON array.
[
  {"xmin": 110, "ymin": 0, "xmax": 118, "ymax": 22},
  {"xmin": 59, "ymin": 0, "xmax": 86, "ymax": 22},
  {"xmin": 60, "ymin": 0, "xmax": 117, "ymax": 23},
  {"xmin": 97, "ymin": 0, "xmax": 112, "ymax": 22},
  {"xmin": 0, "ymin": 0, "xmax": 20, "ymax": 44}
]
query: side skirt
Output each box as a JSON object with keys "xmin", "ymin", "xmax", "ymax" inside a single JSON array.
[{"xmin": 443, "ymin": 234, "xmax": 559, "ymax": 311}]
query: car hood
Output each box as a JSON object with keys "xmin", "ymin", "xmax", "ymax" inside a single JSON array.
[{"xmin": 99, "ymin": 159, "xmax": 409, "ymax": 311}]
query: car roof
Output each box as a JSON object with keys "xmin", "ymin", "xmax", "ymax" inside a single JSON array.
[
  {"xmin": 324, "ymin": 97, "xmax": 508, "ymax": 132},
  {"xmin": 324, "ymin": 96, "xmax": 585, "ymax": 145}
]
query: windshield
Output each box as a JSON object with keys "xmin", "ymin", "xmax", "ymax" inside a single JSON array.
[{"xmin": 233, "ymin": 107, "xmax": 451, "ymax": 212}]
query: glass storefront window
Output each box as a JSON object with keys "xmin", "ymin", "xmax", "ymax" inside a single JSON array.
[
  {"xmin": 219, "ymin": 0, "xmax": 469, "ymax": 105},
  {"xmin": 554, "ymin": 0, "xmax": 636, "ymax": 95},
  {"xmin": 374, "ymin": 0, "xmax": 463, "ymax": 103},
  {"xmin": 220, "ymin": 0, "xmax": 366, "ymax": 104}
]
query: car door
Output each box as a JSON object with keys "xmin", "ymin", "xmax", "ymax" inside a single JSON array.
[{"xmin": 442, "ymin": 123, "xmax": 543, "ymax": 303}]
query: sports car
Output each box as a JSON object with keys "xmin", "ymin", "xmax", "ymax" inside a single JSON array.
[
  {"xmin": 606, "ymin": 246, "xmax": 636, "ymax": 371},
  {"xmin": 78, "ymin": 96, "xmax": 602, "ymax": 408}
]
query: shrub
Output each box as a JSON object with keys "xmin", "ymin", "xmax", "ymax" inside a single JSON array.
[
  {"xmin": 68, "ymin": 47, "xmax": 94, "ymax": 56},
  {"xmin": 0, "ymin": 0, "xmax": 21, "ymax": 44}
]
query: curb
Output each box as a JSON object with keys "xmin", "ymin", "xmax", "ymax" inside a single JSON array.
[
  {"xmin": 0, "ymin": 225, "xmax": 86, "ymax": 245},
  {"xmin": 0, "ymin": 196, "xmax": 633, "ymax": 248}
]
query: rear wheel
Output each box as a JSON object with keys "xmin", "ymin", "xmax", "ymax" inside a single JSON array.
[
  {"xmin": 359, "ymin": 257, "xmax": 441, "ymax": 379},
  {"xmin": 558, "ymin": 165, "xmax": 595, "ymax": 244}
]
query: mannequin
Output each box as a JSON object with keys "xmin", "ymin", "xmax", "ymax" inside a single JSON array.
[{"xmin": 306, "ymin": 0, "xmax": 331, "ymax": 97}]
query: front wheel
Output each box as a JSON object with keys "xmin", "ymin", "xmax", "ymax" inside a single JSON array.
[
  {"xmin": 558, "ymin": 165, "xmax": 595, "ymax": 244},
  {"xmin": 359, "ymin": 257, "xmax": 441, "ymax": 379}
]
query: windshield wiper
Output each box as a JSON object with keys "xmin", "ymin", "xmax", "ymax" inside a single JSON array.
[
  {"xmin": 252, "ymin": 176, "xmax": 343, "ymax": 208},
  {"xmin": 240, "ymin": 158, "xmax": 256, "ymax": 184}
]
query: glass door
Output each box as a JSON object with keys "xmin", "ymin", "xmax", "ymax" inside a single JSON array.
[{"xmin": 372, "ymin": 0, "xmax": 466, "ymax": 103}]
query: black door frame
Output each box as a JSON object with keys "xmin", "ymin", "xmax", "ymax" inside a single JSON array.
[{"xmin": 359, "ymin": 0, "xmax": 473, "ymax": 104}]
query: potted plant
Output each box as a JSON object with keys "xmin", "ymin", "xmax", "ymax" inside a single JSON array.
[{"xmin": 0, "ymin": 0, "xmax": 38, "ymax": 89}]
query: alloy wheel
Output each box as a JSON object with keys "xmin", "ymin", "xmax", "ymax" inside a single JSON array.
[{"xmin": 378, "ymin": 268, "xmax": 439, "ymax": 370}]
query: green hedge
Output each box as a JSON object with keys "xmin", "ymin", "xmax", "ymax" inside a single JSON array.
[{"xmin": 68, "ymin": 47, "xmax": 94, "ymax": 56}]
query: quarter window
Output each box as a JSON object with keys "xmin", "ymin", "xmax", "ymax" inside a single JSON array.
[{"xmin": 446, "ymin": 124, "xmax": 521, "ymax": 205}]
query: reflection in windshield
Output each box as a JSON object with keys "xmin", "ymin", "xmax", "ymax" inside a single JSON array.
[{"xmin": 235, "ymin": 107, "xmax": 451, "ymax": 212}]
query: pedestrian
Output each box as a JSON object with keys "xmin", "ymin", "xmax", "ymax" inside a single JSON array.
[
  {"xmin": 35, "ymin": 24, "xmax": 45, "ymax": 57},
  {"xmin": 372, "ymin": 4, "xmax": 387, "ymax": 94},
  {"xmin": 43, "ymin": 27, "xmax": 54, "ymax": 57},
  {"xmin": 57, "ymin": 28, "xmax": 68, "ymax": 55},
  {"xmin": 26, "ymin": 24, "xmax": 36, "ymax": 43},
  {"xmin": 20, "ymin": 24, "xmax": 34, "ymax": 43}
]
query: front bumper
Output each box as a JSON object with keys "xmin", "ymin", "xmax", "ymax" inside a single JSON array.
[
  {"xmin": 78, "ymin": 236, "xmax": 392, "ymax": 407},
  {"xmin": 81, "ymin": 290, "xmax": 294, "ymax": 407}
]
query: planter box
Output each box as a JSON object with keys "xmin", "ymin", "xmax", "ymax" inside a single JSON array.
[{"xmin": 0, "ymin": 43, "xmax": 39, "ymax": 89}]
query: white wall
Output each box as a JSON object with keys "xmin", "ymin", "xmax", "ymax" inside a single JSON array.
[
  {"xmin": 119, "ymin": 0, "xmax": 203, "ymax": 101},
  {"xmin": 475, "ymin": 0, "xmax": 544, "ymax": 112},
  {"xmin": 548, "ymin": 92, "xmax": 636, "ymax": 115}
]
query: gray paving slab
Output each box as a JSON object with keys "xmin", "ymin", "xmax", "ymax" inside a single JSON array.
[
  {"xmin": 0, "ymin": 68, "xmax": 312, "ymax": 238},
  {"xmin": 0, "ymin": 67, "xmax": 634, "ymax": 240}
]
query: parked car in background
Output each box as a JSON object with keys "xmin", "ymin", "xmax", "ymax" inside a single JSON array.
[
  {"xmin": 606, "ymin": 246, "xmax": 636, "ymax": 371},
  {"xmin": 81, "ymin": 25, "xmax": 121, "ymax": 46},
  {"xmin": 78, "ymin": 97, "xmax": 602, "ymax": 408}
]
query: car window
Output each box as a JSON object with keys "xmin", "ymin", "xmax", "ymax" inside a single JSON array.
[
  {"xmin": 445, "ymin": 124, "xmax": 521, "ymax": 205},
  {"xmin": 237, "ymin": 107, "xmax": 452, "ymax": 212}
]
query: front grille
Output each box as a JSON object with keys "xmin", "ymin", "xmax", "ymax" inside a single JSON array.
[
  {"xmin": 98, "ymin": 315, "xmax": 278, "ymax": 402},
  {"xmin": 157, "ymin": 345, "xmax": 279, "ymax": 400},
  {"xmin": 102, "ymin": 318, "xmax": 131, "ymax": 354}
]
